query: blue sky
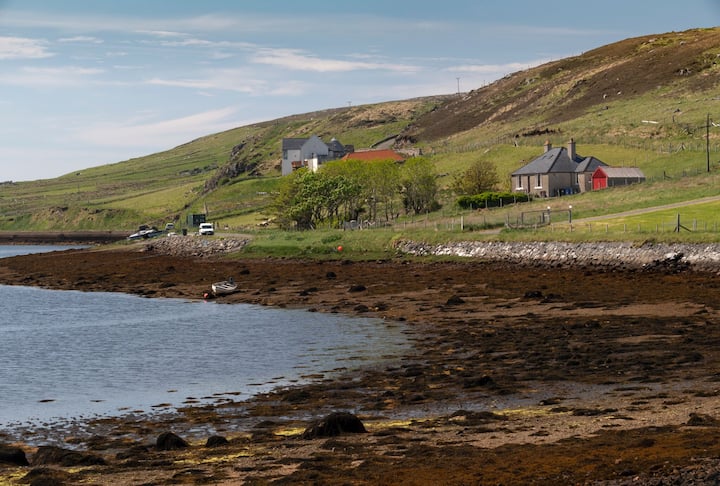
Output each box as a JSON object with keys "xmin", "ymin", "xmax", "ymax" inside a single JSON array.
[{"xmin": 1, "ymin": 1, "xmax": 718, "ymax": 181}]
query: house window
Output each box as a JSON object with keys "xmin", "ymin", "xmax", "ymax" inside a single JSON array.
[
  {"xmin": 282, "ymin": 150, "xmax": 288, "ymax": 159},
  {"xmin": 516, "ymin": 176, "xmax": 523, "ymax": 190},
  {"xmin": 535, "ymin": 174, "xmax": 542, "ymax": 188}
]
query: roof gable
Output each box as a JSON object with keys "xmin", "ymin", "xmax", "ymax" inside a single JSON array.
[
  {"xmin": 512, "ymin": 147, "xmax": 607, "ymax": 175},
  {"xmin": 327, "ymin": 139, "xmax": 345, "ymax": 151},
  {"xmin": 282, "ymin": 138, "xmax": 308, "ymax": 150},
  {"xmin": 594, "ymin": 167, "xmax": 645, "ymax": 178},
  {"xmin": 576, "ymin": 156, "xmax": 608, "ymax": 173},
  {"xmin": 512, "ymin": 147, "xmax": 576, "ymax": 175}
]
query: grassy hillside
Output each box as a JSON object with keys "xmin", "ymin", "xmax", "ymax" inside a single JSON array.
[{"xmin": 1, "ymin": 27, "xmax": 719, "ymax": 236}]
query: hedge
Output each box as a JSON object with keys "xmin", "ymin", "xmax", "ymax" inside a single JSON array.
[{"xmin": 456, "ymin": 192, "xmax": 531, "ymax": 209}]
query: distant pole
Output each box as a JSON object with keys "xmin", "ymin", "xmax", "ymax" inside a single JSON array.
[
  {"xmin": 456, "ymin": 77, "xmax": 460, "ymax": 95},
  {"xmin": 707, "ymin": 113, "xmax": 711, "ymax": 173}
]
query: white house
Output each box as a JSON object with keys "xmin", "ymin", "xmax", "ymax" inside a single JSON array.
[{"xmin": 281, "ymin": 135, "xmax": 329, "ymax": 175}]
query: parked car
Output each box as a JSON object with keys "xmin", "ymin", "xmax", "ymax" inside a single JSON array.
[{"xmin": 198, "ymin": 222, "xmax": 214, "ymax": 235}]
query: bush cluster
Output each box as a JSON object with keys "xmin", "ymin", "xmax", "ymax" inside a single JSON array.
[{"xmin": 456, "ymin": 192, "xmax": 530, "ymax": 210}]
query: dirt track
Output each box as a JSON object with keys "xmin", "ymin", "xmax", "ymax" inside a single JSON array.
[{"xmin": 2, "ymin": 244, "xmax": 720, "ymax": 484}]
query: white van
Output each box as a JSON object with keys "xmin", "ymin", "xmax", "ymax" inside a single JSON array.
[{"xmin": 198, "ymin": 222, "xmax": 214, "ymax": 235}]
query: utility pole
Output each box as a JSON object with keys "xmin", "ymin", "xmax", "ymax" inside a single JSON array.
[
  {"xmin": 456, "ymin": 77, "xmax": 460, "ymax": 95},
  {"xmin": 707, "ymin": 113, "xmax": 711, "ymax": 173}
]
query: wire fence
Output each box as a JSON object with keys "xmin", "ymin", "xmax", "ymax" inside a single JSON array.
[
  {"xmin": 340, "ymin": 210, "xmax": 720, "ymax": 238},
  {"xmin": 548, "ymin": 218, "xmax": 720, "ymax": 236},
  {"xmin": 434, "ymin": 135, "xmax": 720, "ymax": 156}
]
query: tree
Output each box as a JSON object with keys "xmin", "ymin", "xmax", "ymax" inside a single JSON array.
[
  {"xmin": 366, "ymin": 160, "xmax": 400, "ymax": 221},
  {"xmin": 324, "ymin": 158, "xmax": 402, "ymax": 222},
  {"xmin": 272, "ymin": 169, "xmax": 362, "ymax": 229},
  {"xmin": 400, "ymin": 157, "xmax": 439, "ymax": 215},
  {"xmin": 452, "ymin": 159, "xmax": 499, "ymax": 195}
]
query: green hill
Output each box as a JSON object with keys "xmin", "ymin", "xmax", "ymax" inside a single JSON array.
[{"xmin": 1, "ymin": 27, "xmax": 719, "ymax": 234}]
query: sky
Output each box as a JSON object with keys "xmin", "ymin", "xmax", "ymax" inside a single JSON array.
[{"xmin": 1, "ymin": 1, "xmax": 719, "ymax": 182}]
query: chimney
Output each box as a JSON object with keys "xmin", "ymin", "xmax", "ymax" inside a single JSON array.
[
  {"xmin": 568, "ymin": 138, "xmax": 576, "ymax": 160},
  {"xmin": 544, "ymin": 140, "xmax": 552, "ymax": 153}
]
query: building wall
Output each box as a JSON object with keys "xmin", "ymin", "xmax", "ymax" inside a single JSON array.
[
  {"xmin": 281, "ymin": 148, "xmax": 302, "ymax": 175},
  {"xmin": 577, "ymin": 173, "xmax": 594, "ymax": 192},
  {"xmin": 595, "ymin": 176, "xmax": 646, "ymax": 189},
  {"xmin": 593, "ymin": 174, "xmax": 608, "ymax": 190},
  {"xmin": 300, "ymin": 135, "xmax": 329, "ymax": 162},
  {"xmin": 515, "ymin": 172, "xmax": 596, "ymax": 197},
  {"xmin": 547, "ymin": 173, "xmax": 577, "ymax": 197}
]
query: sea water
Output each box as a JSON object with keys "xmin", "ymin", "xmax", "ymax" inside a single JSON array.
[{"xmin": 0, "ymin": 246, "xmax": 409, "ymax": 427}]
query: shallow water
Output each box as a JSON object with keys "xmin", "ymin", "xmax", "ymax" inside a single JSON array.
[{"xmin": 0, "ymin": 246, "xmax": 409, "ymax": 428}]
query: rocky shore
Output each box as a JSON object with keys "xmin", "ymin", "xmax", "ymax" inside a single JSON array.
[
  {"xmin": 396, "ymin": 239, "xmax": 720, "ymax": 271},
  {"xmin": 142, "ymin": 234, "xmax": 249, "ymax": 257},
  {"xmin": 1, "ymin": 238, "xmax": 720, "ymax": 484}
]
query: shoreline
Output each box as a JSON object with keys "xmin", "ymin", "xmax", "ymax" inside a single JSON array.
[
  {"xmin": 1, "ymin": 242, "xmax": 720, "ymax": 484},
  {"xmin": 0, "ymin": 231, "xmax": 128, "ymax": 245}
]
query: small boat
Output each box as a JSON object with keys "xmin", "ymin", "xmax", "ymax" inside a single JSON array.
[{"xmin": 211, "ymin": 277, "xmax": 237, "ymax": 296}]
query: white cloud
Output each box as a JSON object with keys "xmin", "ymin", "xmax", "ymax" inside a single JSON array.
[
  {"xmin": 0, "ymin": 36, "xmax": 53, "ymax": 60},
  {"xmin": 447, "ymin": 59, "xmax": 549, "ymax": 75},
  {"xmin": 135, "ymin": 30, "xmax": 187, "ymax": 38},
  {"xmin": 72, "ymin": 107, "xmax": 249, "ymax": 149},
  {"xmin": 58, "ymin": 36, "xmax": 103, "ymax": 44},
  {"xmin": 250, "ymin": 48, "xmax": 418, "ymax": 73},
  {"xmin": 1, "ymin": 10, "xmax": 286, "ymax": 36},
  {"xmin": 0, "ymin": 66, "xmax": 105, "ymax": 86},
  {"xmin": 146, "ymin": 77, "xmax": 217, "ymax": 90},
  {"xmin": 146, "ymin": 73, "xmax": 263, "ymax": 94}
]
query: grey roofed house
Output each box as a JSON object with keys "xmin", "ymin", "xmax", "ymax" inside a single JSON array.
[
  {"xmin": 280, "ymin": 135, "xmax": 350, "ymax": 175},
  {"xmin": 327, "ymin": 137, "xmax": 349, "ymax": 159},
  {"xmin": 281, "ymin": 135, "xmax": 329, "ymax": 175},
  {"xmin": 511, "ymin": 138, "xmax": 607, "ymax": 197}
]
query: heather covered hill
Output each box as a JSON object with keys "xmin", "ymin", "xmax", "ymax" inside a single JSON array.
[
  {"xmin": 0, "ymin": 27, "xmax": 719, "ymax": 232},
  {"xmin": 400, "ymin": 28, "xmax": 720, "ymax": 143}
]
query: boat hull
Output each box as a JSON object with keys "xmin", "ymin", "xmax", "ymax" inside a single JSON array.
[{"xmin": 212, "ymin": 281, "xmax": 237, "ymax": 295}]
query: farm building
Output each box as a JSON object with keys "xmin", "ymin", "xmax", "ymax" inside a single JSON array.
[
  {"xmin": 281, "ymin": 136, "xmax": 352, "ymax": 175},
  {"xmin": 511, "ymin": 139, "xmax": 607, "ymax": 197},
  {"xmin": 592, "ymin": 167, "xmax": 646, "ymax": 190}
]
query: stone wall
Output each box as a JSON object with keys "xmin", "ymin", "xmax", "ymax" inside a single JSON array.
[
  {"xmin": 395, "ymin": 240, "xmax": 720, "ymax": 272},
  {"xmin": 143, "ymin": 235, "xmax": 249, "ymax": 258}
]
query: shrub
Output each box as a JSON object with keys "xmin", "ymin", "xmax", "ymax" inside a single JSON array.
[{"xmin": 457, "ymin": 192, "xmax": 530, "ymax": 209}]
